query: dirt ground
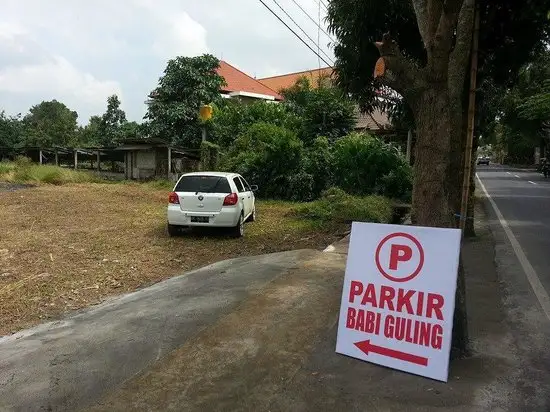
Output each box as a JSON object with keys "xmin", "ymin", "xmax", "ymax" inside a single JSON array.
[{"xmin": 0, "ymin": 183, "xmax": 343, "ymax": 335}]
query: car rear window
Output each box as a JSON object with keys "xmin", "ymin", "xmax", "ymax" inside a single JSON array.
[{"xmin": 175, "ymin": 175, "xmax": 231, "ymax": 193}]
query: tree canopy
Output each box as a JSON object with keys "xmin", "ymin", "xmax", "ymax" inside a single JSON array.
[
  {"xmin": 281, "ymin": 77, "xmax": 356, "ymax": 144},
  {"xmin": 22, "ymin": 100, "xmax": 78, "ymax": 148},
  {"xmin": 144, "ymin": 54, "xmax": 226, "ymax": 147},
  {"xmin": 0, "ymin": 112, "xmax": 23, "ymax": 150},
  {"xmin": 97, "ymin": 95, "xmax": 127, "ymax": 146}
]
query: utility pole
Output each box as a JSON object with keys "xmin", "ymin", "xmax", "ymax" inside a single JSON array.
[{"xmin": 459, "ymin": 5, "xmax": 480, "ymax": 233}]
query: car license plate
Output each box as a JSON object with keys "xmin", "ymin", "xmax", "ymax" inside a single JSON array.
[{"xmin": 191, "ymin": 216, "xmax": 209, "ymax": 223}]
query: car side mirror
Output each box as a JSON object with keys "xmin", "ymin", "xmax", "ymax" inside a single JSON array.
[{"xmin": 250, "ymin": 185, "xmax": 258, "ymax": 192}]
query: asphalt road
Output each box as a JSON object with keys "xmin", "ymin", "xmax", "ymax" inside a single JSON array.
[{"xmin": 477, "ymin": 164, "xmax": 550, "ymax": 297}]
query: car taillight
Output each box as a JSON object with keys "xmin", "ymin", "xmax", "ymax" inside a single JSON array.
[
  {"xmin": 223, "ymin": 193, "xmax": 238, "ymax": 206},
  {"xmin": 168, "ymin": 192, "xmax": 180, "ymax": 204}
]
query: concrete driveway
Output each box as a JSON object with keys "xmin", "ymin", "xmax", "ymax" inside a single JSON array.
[{"xmin": 0, "ymin": 249, "xmax": 320, "ymax": 411}]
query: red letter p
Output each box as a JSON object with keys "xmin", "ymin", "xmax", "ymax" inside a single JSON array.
[{"xmin": 389, "ymin": 244, "xmax": 412, "ymax": 270}]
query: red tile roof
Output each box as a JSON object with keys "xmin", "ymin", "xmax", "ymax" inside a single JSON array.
[
  {"xmin": 258, "ymin": 67, "xmax": 334, "ymax": 92},
  {"xmin": 217, "ymin": 61, "xmax": 283, "ymax": 100}
]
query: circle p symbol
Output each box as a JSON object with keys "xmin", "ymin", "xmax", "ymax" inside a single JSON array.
[{"xmin": 375, "ymin": 232, "xmax": 424, "ymax": 283}]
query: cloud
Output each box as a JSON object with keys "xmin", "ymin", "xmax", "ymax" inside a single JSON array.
[
  {"xmin": 0, "ymin": 22, "xmax": 121, "ymax": 122},
  {"xmin": 0, "ymin": 0, "xmax": 335, "ymax": 123},
  {"xmin": 150, "ymin": 12, "xmax": 208, "ymax": 59},
  {"xmin": 0, "ymin": 56, "xmax": 121, "ymax": 104}
]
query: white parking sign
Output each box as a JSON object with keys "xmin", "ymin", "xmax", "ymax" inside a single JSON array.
[{"xmin": 335, "ymin": 222, "xmax": 461, "ymax": 382}]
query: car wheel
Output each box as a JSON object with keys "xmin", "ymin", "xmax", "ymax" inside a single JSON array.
[
  {"xmin": 167, "ymin": 224, "xmax": 180, "ymax": 237},
  {"xmin": 247, "ymin": 207, "xmax": 256, "ymax": 222},
  {"xmin": 231, "ymin": 214, "xmax": 244, "ymax": 238}
]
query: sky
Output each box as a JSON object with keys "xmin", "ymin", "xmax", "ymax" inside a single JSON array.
[{"xmin": 0, "ymin": 0, "xmax": 335, "ymax": 124}]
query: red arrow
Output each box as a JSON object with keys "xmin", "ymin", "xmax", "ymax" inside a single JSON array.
[{"xmin": 354, "ymin": 340, "xmax": 429, "ymax": 366}]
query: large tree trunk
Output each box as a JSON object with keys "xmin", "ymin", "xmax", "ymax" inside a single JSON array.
[
  {"xmin": 412, "ymin": 87, "xmax": 470, "ymax": 357},
  {"xmin": 411, "ymin": 88, "xmax": 453, "ymax": 227},
  {"xmin": 374, "ymin": 0, "xmax": 475, "ymax": 358}
]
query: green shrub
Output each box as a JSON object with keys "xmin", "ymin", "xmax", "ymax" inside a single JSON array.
[
  {"xmin": 286, "ymin": 172, "xmax": 315, "ymax": 201},
  {"xmin": 210, "ymin": 101, "xmax": 302, "ymax": 148},
  {"xmin": 293, "ymin": 187, "xmax": 393, "ymax": 226},
  {"xmin": 302, "ymin": 136, "xmax": 333, "ymax": 198},
  {"xmin": 221, "ymin": 122, "xmax": 304, "ymax": 199},
  {"xmin": 332, "ymin": 132, "xmax": 412, "ymax": 201}
]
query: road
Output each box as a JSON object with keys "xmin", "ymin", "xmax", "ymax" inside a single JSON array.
[{"xmin": 477, "ymin": 164, "xmax": 550, "ymax": 302}]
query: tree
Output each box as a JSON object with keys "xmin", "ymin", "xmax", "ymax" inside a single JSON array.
[
  {"xmin": 78, "ymin": 115, "xmax": 102, "ymax": 146},
  {"xmin": 0, "ymin": 111, "xmax": 24, "ymax": 151},
  {"xmin": 97, "ymin": 95, "xmax": 127, "ymax": 146},
  {"xmin": 144, "ymin": 54, "xmax": 226, "ymax": 147},
  {"xmin": 281, "ymin": 77, "xmax": 356, "ymax": 144},
  {"xmin": 210, "ymin": 100, "xmax": 301, "ymax": 148},
  {"xmin": 490, "ymin": 50, "xmax": 550, "ymax": 162},
  {"xmin": 23, "ymin": 100, "xmax": 78, "ymax": 147},
  {"xmin": 327, "ymin": 0, "xmax": 549, "ymax": 355},
  {"xmin": 120, "ymin": 121, "xmax": 142, "ymax": 140},
  {"xmin": 327, "ymin": 0, "xmax": 550, "ymax": 224}
]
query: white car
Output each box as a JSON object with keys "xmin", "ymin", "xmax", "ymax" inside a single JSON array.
[{"xmin": 167, "ymin": 172, "xmax": 257, "ymax": 237}]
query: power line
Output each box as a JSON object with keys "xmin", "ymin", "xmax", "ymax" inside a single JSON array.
[
  {"xmin": 317, "ymin": 0, "xmax": 321, "ymax": 71},
  {"xmin": 258, "ymin": 0, "xmax": 333, "ymax": 67},
  {"xmin": 290, "ymin": 0, "xmax": 335, "ymax": 44},
  {"xmin": 269, "ymin": 0, "xmax": 334, "ymax": 65},
  {"xmin": 319, "ymin": 0, "xmax": 328, "ymax": 11}
]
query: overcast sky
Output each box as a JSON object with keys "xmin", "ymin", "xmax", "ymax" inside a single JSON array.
[{"xmin": 0, "ymin": 0, "xmax": 334, "ymax": 124}]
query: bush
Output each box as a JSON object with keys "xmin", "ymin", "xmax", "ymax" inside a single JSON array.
[
  {"xmin": 210, "ymin": 101, "xmax": 302, "ymax": 148},
  {"xmin": 332, "ymin": 132, "xmax": 412, "ymax": 201},
  {"xmin": 221, "ymin": 122, "xmax": 304, "ymax": 199},
  {"xmin": 293, "ymin": 187, "xmax": 393, "ymax": 226},
  {"xmin": 302, "ymin": 136, "xmax": 333, "ymax": 198}
]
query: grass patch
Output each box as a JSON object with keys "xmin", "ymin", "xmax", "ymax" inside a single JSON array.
[
  {"xmin": 0, "ymin": 161, "xmax": 15, "ymax": 175},
  {"xmin": 143, "ymin": 179, "xmax": 174, "ymax": 190},
  {"xmin": 0, "ymin": 159, "xmax": 101, "ymax": 185},
  {"xmin": 0, "ymin": 184, "xmax": 346, "ymax": 335},
  {"xmin": 293, "ymin": 187, "xmax": 393, "ymax": 227}
]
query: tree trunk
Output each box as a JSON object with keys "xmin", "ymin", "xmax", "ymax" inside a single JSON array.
[
  {"xmin": 412, "ymin": 87, "xmax": 469, "ymax": 356},
  {"xmin": 411, "ymin": 87, "xmax": 453, "ymax": 228}
]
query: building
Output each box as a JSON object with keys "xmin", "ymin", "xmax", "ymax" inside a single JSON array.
[
  {"xmin": 216, "ymin": 61, "xmax": 283, "ymax": 103},
  {"xmin": 115, "ymin": 138, "xmax": 200, "ymax": 180},
  {"xmin": 258, "ymin": 67, "xmax": 334, "ymax": 91},
  {"xmin": 257, "ymin": 67, "xmax": 392, "ymax": 133}
]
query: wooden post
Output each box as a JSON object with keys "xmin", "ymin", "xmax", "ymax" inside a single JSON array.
[
  {"xmin": 39, "ymin": 149, "xmax": 43, "ymax": 165},
  {"xmin": 97, "ymin": 150, "xmax": 101, "ymax": 172},
  {"xmin": 406, "ymin": 129, "xmax": 413, "ymax": 164},
  {"xmin": 55, "ymin": 150, "xmax": 59, "ymax": 166},
  {"xmin": 167, "ymin": 147, "xmax": 172, "ymax": 178},
  {"xmin": 459, "ymin": 5, "xmax": 480, "ymax": 233},
  {"xmin": 74, "ymin": 149, "xmax": 78, "ymax": 170},
  {"xmin": 201, "ymin": 128, "xmax": 207, "ymax": 143}
]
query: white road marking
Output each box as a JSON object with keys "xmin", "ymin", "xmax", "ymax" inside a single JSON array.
[
  {"xmin": 514, "ymin": 174, "xmax": 520, "ymax": 178},
  {"xmin": 477, "ymin": 174, "xmax": 550, "ymax": 322},
  {"xmin": 529, "ymin": 181, "xmax": 537, "ymax": 185},
  {"xmin": 506, "ymin": 172, "xmax": 511, "ymax": 175}
]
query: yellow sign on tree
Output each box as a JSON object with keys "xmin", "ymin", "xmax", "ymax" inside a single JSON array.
[{"xmin": 199, "ymin": 104, "xmax": 213, "ymax": 121}]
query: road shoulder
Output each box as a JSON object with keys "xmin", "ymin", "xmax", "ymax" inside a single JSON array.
[{"xmin": 481, "ymin": 195, "xmax": 550, "ymax": 411}]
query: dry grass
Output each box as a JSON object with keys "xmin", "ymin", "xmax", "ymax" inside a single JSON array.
[{"xmin": 0, "ymin": 183, "xmax": 345, "ymax": 335}]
